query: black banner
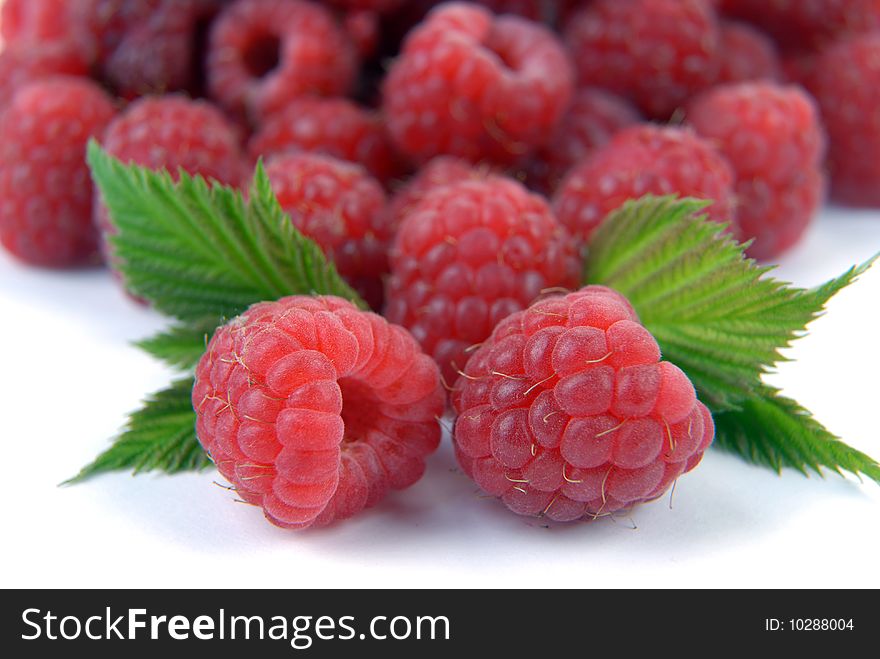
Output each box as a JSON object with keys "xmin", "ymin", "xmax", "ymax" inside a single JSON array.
[{"xmin": 0, "ymin": 589, "xmax": 874, "ymax": 656}]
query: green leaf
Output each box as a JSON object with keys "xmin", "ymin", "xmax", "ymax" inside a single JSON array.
[
  {"xmin": 584, "ymin": 195, "xmax": 875, "ymax": 411},
  {"xmin": 714, "ymin": 387, "xmax": 880, "ymax": 485},
  {"xmin": 136, "ymin": 318, "xmax": 220, "ymax": 370},
  {"xmin": 64, "ymin": 379, "xmax": 207, "ymax": 484},
  {"xmin": 87, "ymin": 141, "xmax": 366, "ymax": 322}
]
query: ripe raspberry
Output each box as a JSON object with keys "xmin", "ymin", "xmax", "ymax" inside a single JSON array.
[
  {"xmin": 717, "ymin": 20, "xmax": 783, "ymax": 84},
  {"xmin": 385, "ymin": 175, "xmax": 581, "ymax": 384},
  {"xmin": 452, "ymin": 286, "xmax": 714, "ymax": 522},
  {"xmin": 552, "ymin": 125, "xmax": 737, "ymax": 245},
  {"xmin": 265, "ymin": 152, "xmax": 390, "ymax": 310},
  {"xmin": 1, "ymin": 0, "xmax": 95, "ymax": 57},
  {"xmin": 384, "ymin": 155, "xmax": 488, "ymax": 230},
  {"xmin": 382, "ymin": 2, "xmax": 575, "ymax": 166},
  {"xmin": 193, "ymin": 295, "xmax": 444, "ymax": 529},
  {"xmin": 83, "ymin": 0, "xmax": 163, "ymax": 64},
  {"xmin": 687, "ymin": 82, "xmax": 826, "ymax": 259},
  {"xmin": 804, "ymin": 35, "xmax": 880, "ymax": 207},
  {"xmin": 207, "ymin": 0, "xmax": 358, "ymax": 123},
  {"xmin": 0, "ymin": 77, "xmax": 117, "ymax": 267},
  {"xmin": 249, "ymin": 97, "xmax": 401, "ymax": 185},
  {"xmin": 323, "ymin": 0, "xmax": 404, "ymax": 12},
  {"xmin": 720, "ymin": 0, "xmax": 880, "ymax": 53},
  {"xmin": 0, "ymin": 43, "xmax": 91, "ymax": 109},
  {"xmin": 102, "ymin": 0, "xmax": 226, "ymax": 97},
  {"xmin": 97, "ymin": 96, "xmax": 246, "ymax": 282},
  {"xmin": 564, "ymin": 0, "xmax": 721, "ymax": 119},
  {"xmin": 524, "ymin": 88, "xmax": 643, "ymax": 195}
]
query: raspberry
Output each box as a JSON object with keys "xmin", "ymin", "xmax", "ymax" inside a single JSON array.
[
  {"xmin": 192, "ymin": 295, "xmax": 444, "ymax": 529},
  {"xmin": 717, "ymin": 20, "xmax": 783, "ymax": 85},
  {"xmin": 564, "ymin": 0, "xmax": 721, "ymax": 119},
  {"xmin": 687, "ymin": 82, "xmax": 826, "ymax": 259},
  {"xmin": 249, "ymin": 97, "xmax": 401, "ymax": 185},
  {"xmin": 206, "ymin": 0, "xmax": 358, "ymax": 123},
  {"xmin": 1, "ymin": 0, "xmax": 94, "ymax": 56},
  {"xmin": 102, "ymin": 0, "xmax": 226, "ymax": 97},
  {"xmin": 265, "ymin": 152, "xmax": 391, "ymax": 310},
  {"xmin": 524, "ymin": 88, "xmax": 643, "ymax": 195},
  {"xmin": 552, "ymin": 125, "xmax": 737, "ymax": 245},
  {"xmin": 451, "ymin": 286, "xmax": 714, "ymax": 522},
  {"xmin": 0, "ymin": 77, "xmax": 117, "ymax": 267},
  {"xmin": 323, "ymin": 0, "xmax": 404, "ymax": 12},
  {"xmin": 0, "ymin": 43, "xmax": 91, "ymax": 109},
  {"xmin": 384, "ymin": 155, "xmax": 488, "ymax": 230},
  {"xmin": 97, "ymin": 95, "xmax": 246, "ymax": 283},
  {"xmin": 720, "ymin": 0, "xmax": 880, "ymax": 53},
  {"xmin": 804, "ymin": 35, "xmax": 880, "ymax": 208},
  {"xmin": 381, "ymin": 2, "xmax": 575, "ymax": 166},
  {"xmin": 385, "ymin": 175, "xmax": 581, "ymax": 384},
  {"xmin": 83, "ymin": 0, "xmax": 164, "ymax": 64}
]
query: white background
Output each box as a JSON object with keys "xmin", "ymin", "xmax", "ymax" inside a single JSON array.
[{"xmin": 1, "ymin": 206, "xmax": 879, "ymax": 589}]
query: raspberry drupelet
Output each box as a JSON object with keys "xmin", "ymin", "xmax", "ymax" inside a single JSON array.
[
  {"xmin": 193, "ymin": 295, "xmax": 445, "ymax": 529},
  {"xmin": 452, "ymin": 286, "xmax": 714, "ymax": 522},
  {"xmin": 385, "ymin": 174, "xmax": 581, "ymax": 384},
  {"xmin": 382, "ymin": 2, "xmax": 575, "ymax": 166}
]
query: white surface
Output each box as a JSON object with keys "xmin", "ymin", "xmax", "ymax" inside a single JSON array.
[{"xmin": 1, "ymin": 206, "xmax": 879, "ymax": 590}]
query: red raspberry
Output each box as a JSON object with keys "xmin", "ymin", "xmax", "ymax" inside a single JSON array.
[
  {"xmin": 687, "ymin": 82, "xmax": 826, "ymax": 259},
  {"xmin": 249, "ymin": 97, "xmax": 401, "ymax": 185},
  {"xmin": 452, "ymin": 286, "xmax": 714, "ymax": 522},
  {"xmin": 384, "ymin": 155, "xmax": 489, "ymax": 230},
  {"xmin": 192, "ymin": 295, "xmax": 444, "ymax": 529},
  {"xmin": 1, "ymin": 0, "xmax": 95, "ymax": 57},
  {"xmin": 382, "ymin": 2, "xmax": 575, "ymax": 166},
  {"xmin": 0, "ymin": 43, "xmax": 91, "ymax": 109},
  {"xmin": 720, "ymin": 0, "xmax": 880, "ymax": 53},
  {"xmin": 97, "ymin": 95, "xmax": 246, "ymax": 283},
  {"xmin": 0, "ymin": 77, "xmax": 117, "ymax": 267},
  {"xmin": 265, "ymin": 152, "xmax": 390, "ymax": 310},
  {"xmin": 206, "ymin": 0, "xmax": 358, "ymax": 124},
  {"xmin": 385, "ymin": 175, "xmax": 581, "ymax": 384},
  {"xmin": 552, "ymin": 125, "xmax": 737, "ymax": 245},
  {"xmin": 717, "ymin": 20, "xmax": 783, "ymax": 84},
  {"xmin": 804, "ymin": 35, "xmax": 880, "ymax": 207},
  {"xmin": 524, "ymin": 88, "xmax": 643, "ymax": 195},
  {"xmin": 564, "ymin": 0, "xmax": 721, "ymax": 119},
  {"xmin": 323, "ymin": 0, "xmax": 404, "ymax": 12},
  {"xmin": 83, "ymin": 0, "xmax": 164, "ymax": 64},
  {"xmin": 102, "ymin": 0, "xmax": 226, "ymax": 97}
]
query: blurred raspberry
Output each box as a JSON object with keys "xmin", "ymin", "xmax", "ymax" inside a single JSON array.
[
  {"xmin": 804, "ymin": 34, "xmax": 880, "ymax": 207},
  {"xmin": 553, "ymin": 125, "xmax": 737, "ymax": 245},
  {"xmin": 102, "ymin": 0, "xmax": 226, "ymax": 97},
  {"xmin": 524, "ymin": 88, "xmax": 643, "ymax": 195},
  {"xmin": 249, "ymin": 97, "xmax": 402, "ymax": 185},
  {"xmin": 452, "ymin": 286, "xmax": 714, "ymax": 522},
  {"xmin": 382, "ymin": 2, "xmax": 574, "ymax": 166},
  {"xmin": 193, "ymin": 295, "xmax": 444, "ymax": 529},
  {"xmin": 719, "ymin": 0, "xmax": 880, "ymax": 53},
  {"xmin": 265, "ymin": 152, "xmax": 391, "ymax": 310},
  {"xmin": 717, "ymin": 20, "xmax": 783, "ymax": 84},
  {"xmin": 687, "ymin": 82, "xmax": 826, "ymax": 259},
  {"xmin": 207, "ymin": 0, "xmax": 358, "ymax": 123},
  {"xmin": 0, "ymin": 43, "xmax": 91, "ymax": 109},
  {"xmin": 385, "ymin": 174, "xmax": 580, "ymax": 383},
  {"xmin": 0, "ymin": 77, "xmax": 117, "ymax": 267},
  {"xmin": 564, "ymin": 0, "xmax": 721, "ymax": 119},
  {"xmin": 97, "ymin": 95, "xmax": 246, "ymax": 286}
]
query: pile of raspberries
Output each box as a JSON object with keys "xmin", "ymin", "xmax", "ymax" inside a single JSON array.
[{"xmin": 2, "ymin": 0, "xmax": 877, "ymax": 528}]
